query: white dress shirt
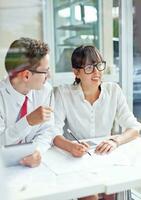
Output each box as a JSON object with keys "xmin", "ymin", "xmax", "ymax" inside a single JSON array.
[
  {"xmin": 54, "ymin": 82, "xmax": 141, "ymax": 140},
  {"xmin": 0, "ymin": 77, "xmax": 56, "ymax": 154}
]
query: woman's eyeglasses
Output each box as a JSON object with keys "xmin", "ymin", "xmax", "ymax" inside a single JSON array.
[{"xmin": 80, "ymin": 61, "xmax": 106, "ymax": 74}]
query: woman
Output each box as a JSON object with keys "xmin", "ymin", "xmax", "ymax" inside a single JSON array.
[{"xmin": 53, "ymin": 45, "xmax": 141, "ymax": 200}]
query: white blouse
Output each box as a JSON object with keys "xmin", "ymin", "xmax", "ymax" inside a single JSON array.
[{"xmin": 54, "ymin": 82, "xmax": 141, "ymax": 140}]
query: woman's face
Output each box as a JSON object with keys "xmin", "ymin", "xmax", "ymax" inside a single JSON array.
[{"xmin": 74, "ymin": 61, "xmax": 104, "ymax": 87}]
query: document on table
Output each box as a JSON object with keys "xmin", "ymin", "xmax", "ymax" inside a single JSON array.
[
  {"xmin": 6, "ymin": 163, "xmax": 56, "ymax": 192},
  {"xmin": 42, "ymin": 147, "xmax": 96, "ymax": 175},
  {"xmin": 43, "ymin": 138, "xmax": 141, "ymax": 175}
]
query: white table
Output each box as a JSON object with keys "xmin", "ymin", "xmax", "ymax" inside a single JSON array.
[{"xmin": 6, "ymin": 138, "xmax": 141, "ymax": 200}]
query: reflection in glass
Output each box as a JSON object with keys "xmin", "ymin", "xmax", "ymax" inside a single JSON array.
[
  {"xmin": 133, "ymin": 0, "xmax": 141, "ymax": 122},
  {"xmin": 53, "ymin": 0, "xmax": 99, "ymax": 73}
]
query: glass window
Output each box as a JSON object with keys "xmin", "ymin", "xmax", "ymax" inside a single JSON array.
[
  {"xmin": 53, "ymin": 0, "xmax": 119, "ymax": 84},
  {"xmin": 53, "ymin": 0, "xmax": 99, "ymax": 73},
  {"xmin": 133, "ymin": 0, "xmax": 141, "ymax": 122}
]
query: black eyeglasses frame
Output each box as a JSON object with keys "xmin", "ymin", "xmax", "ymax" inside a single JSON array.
[{"xmin": 79, "ymin": 61, "xmax": 106, "ymax": 74}]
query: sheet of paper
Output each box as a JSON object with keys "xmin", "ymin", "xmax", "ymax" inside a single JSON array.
[
  {"xmin": 43, "ymin": 147, "xmax": 116, "ymax": 175},
  {"xmin": 43, "ymin": 138, "xmax": 141, "ymax": 175},
  {"xmin": 42, "ymin": 147, "xmax": 95, "ymax": 175}
]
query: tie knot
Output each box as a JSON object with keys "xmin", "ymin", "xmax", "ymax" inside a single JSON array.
[{"xmin": 24, "ymin": 96, "xmax": 28, "ymax": 103}]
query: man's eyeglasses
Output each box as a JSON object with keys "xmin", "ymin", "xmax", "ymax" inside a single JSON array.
[
  {"xmin": 29, "ymin": 68, "xmax": 50, "ymax": 75},
  {"xmin": 80, "ymin": 61, "xmax": 106, "ymax": 74}
]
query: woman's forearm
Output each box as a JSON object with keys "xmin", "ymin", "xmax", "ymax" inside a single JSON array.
[
  {"xmin": 111, "ymin": 128, "xmax": 140, "ymax": 146},
  {"xmin": 53, "ymin": 135, "xmax": 73, "ymax": 153}
]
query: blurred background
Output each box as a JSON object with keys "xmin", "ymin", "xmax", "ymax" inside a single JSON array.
[{"xmin": 0, "ymin": 0, "xmax": 140, "ymax": 122}]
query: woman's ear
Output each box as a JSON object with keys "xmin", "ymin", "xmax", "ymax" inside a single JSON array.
[{"xmin": 72, "ymin": 68, "xmax": 80, "ymax": 78}]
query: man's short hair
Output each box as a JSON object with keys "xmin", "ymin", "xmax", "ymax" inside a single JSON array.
[{"xmin": 5, "ymin": 37, "xmax": 49, "ymax": 76}]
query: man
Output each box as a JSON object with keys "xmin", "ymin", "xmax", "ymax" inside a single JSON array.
[{"xmin": 0, "ymin": 37, "xmax": 55, "ymax": 167}]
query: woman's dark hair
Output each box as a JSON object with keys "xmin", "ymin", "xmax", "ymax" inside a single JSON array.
[
  {"xmin": 5, "ymin": 37, "xmax": 49, "ymax": 77},
  {"xmin": 71, "ymin": 45, "xmax": 103, "ymax": 84}
]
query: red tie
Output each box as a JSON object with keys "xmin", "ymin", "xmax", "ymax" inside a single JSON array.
[
  {"xmin": 18, "ymin": 96, "xmax": 28, "ymax": 143},
  {"xmin": 19, "ymin": 96, "xmax": 28, "ymax": 119}
]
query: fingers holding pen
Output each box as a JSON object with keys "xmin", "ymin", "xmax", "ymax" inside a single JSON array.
[
  {"xmin": 66, "ymin": 129, "xmax": 91, "ymax": 157},
  {"xmin": 71, "ymin": 143, "xmax": 89, "ymax": 157},
  {"xmin": 80, "ymin": 141, "xmax": 90, "ymax": 148},
  {"xmin": 26, "ymin": 106, "xmax": 53, "ymax": 126},
  {"xmin": 42, "ymin": 106, "xmax": 53, "ymax": 119}
]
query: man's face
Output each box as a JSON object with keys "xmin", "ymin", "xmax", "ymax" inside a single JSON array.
[{"xmin": 28, "ymin": 54, "xmax": 50, "ymax": 90}]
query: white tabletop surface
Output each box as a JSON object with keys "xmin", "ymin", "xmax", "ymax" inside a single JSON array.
[{"xmin": 5, "ymin": 137, "xmax": 141, "ymax": 200}]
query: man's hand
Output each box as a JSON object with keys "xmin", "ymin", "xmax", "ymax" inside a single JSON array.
[
  {"xmin": 70, "ymin": 142, "xmax": 89, "ymax": 157},
  {"xmin": 20, "ymin": 150, "xmax": 41, "ymax": 167},
  {"xmin": 26, "ymin": 106, "xmax": 53, "ymax": 126},
  {"xmin": 95, "ymin": 140, "xmax": 117, "ymax": 154}
]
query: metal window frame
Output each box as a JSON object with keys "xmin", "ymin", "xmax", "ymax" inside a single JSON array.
[
  {"xmin": 119, "ymin": 0, "xmax": 133, "ymax": 110},
  {"xmin": 42, "ymin": 0, "xmax": 55, "ymax": 84}
]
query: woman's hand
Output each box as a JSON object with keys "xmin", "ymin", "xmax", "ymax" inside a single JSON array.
[
  {"xmin": 95, "ymin": 139, "xmax": 118, "ymax": 154},
  {"xmin": 70, "ymin": 142, "xmax": 89, "ymax": 157}
]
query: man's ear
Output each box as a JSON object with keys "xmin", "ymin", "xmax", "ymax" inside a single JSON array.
[
  {"xmin": 17, "ymin": 70, "xmax": 31, "ymax": 81},
  {"xmin": 72, "ymin": 68, "xmax": 80, "ymax": 78}
]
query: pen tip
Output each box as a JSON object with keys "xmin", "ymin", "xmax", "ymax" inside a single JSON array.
[{"xmin": 88, "ymin": 152, "xmax": 92, "ymax": 156}]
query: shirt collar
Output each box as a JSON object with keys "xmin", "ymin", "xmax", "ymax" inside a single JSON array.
[
  {"xmin": 71, "ymin": 83, "xmax": 85, "ymax": 100},
  {"xmin": 98, "ymin": 82, "xmax": 106, "ymax": 100},
  {"xmin": 71, "ymin": 82, "xmax": 106, "ymax": 101},
  {"xmin": 5, "ymin": 77, "xmax": 33, "ymax": 106}
]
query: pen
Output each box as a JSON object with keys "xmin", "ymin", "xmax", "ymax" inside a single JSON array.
[
  {"xmin": 46, "ymin": 91, "xmax": 53, "ymax": 112},
  {"xmin": 49, "ymin": 91, "xmax": 53, "ymax": 107},
  {"xmin": 67, "ymin": 129, "xmax": 92, "ymax": 157}
]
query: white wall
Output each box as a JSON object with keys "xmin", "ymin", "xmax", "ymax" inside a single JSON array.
[{"xmin": 0, "ymin": 0, "xmax": 43, "ymax": 79}]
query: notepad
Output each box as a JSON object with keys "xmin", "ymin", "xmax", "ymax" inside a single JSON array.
[{"xmin": 1, "ymin": 142, "xmax": 36, "ymax": 167}]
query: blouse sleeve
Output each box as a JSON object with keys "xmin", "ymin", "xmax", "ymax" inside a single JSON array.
[{"xmin": 115, "ymin": 84, "xmax": 141, "ymax": 131}]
